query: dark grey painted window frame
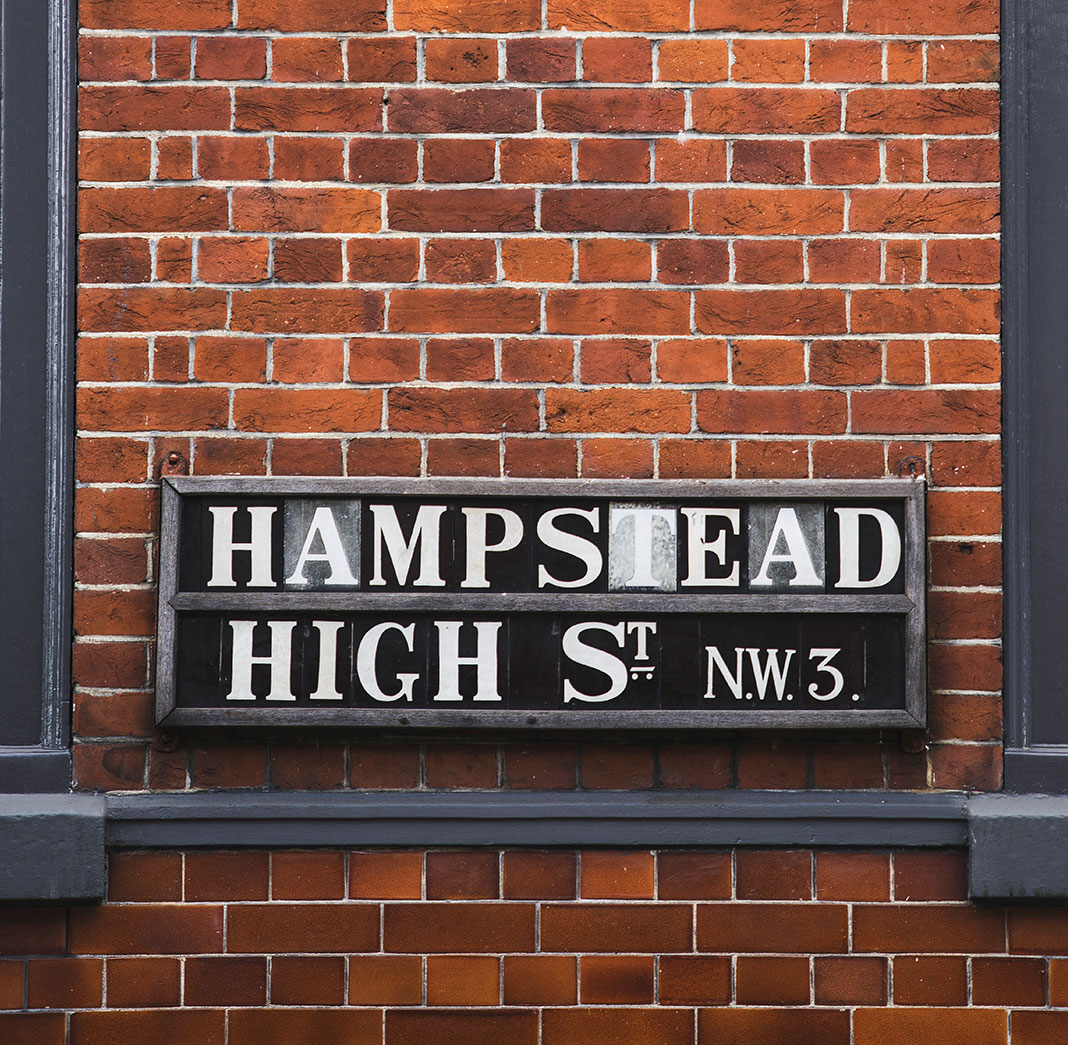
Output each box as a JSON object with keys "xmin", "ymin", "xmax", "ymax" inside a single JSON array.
[
  {"xmin": 1001, "ymin": 0, "xmax": 1068, "ymax": 791},
  {"xmin": 0, "ymin": 0, "xmax": 76, "ymax": 789}
]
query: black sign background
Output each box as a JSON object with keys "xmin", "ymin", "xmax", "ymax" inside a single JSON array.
[{"xmin": 156, "ymin": 478, "xmax": 926, "ymax": 731}]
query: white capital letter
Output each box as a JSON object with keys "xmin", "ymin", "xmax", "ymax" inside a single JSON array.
[
  {"xmin": 356, "ymin": 622, "xmax": 418, "ymax": 702},
  {"xmin": 226, "ymin": 619, "xmax": 295, "ymax": 701},
  {"xmin": 309, "ymin": 621, "xmax": 345, "ymax": 701},
  {"xmin": 537, "ymin": 507, "xmax": 602, "ymax": 589},
  {"xmin": 432, "ymin": 621, "xmax": 503, "ymax": 702},
  {"xmin": 285, "ymin": 506, "xmax": 358, "ymax": 586},
  {"xmin": 834, "ymin": 507, "xmax": 902, "ymax": 589},
  {"xmin": 751, "ymin": 507, "xmax": 821, "ymax": 587},
  {"xmin": 461, "ymin": 508, "xmax": 524, "ymax": 589},
  {"xmin": 208, "ymin": 506, "xmax": 277, "ymax": 588},
  {"xmin": 370, "ymin": 504, "xmax": 446, "ymax": 587},
  {"xmin": 562, "ymin": 622, "xmax": 628, "ymax": 703},
  {"xmin": 681, "ymin": 508, "xmax": 740, "ymax": 587}
]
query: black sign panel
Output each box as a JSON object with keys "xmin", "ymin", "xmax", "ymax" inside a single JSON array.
[{"xmin": 156, "ymin": 478, "xmax": 926, "ymax": 730}]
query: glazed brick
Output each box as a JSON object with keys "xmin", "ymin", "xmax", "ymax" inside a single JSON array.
[
  {"xmin": 735, "ymin": 851, "xmax": 812, "ymax": 900},
  {"xmin": 540, "ymin": 904, "xmax": 692, "ymax": 953},
  {"xmin": 69, "ymin": 906, "xmax": 222, "ymax": 956},
  {"xmin": 972, "ymin": 957, "xmax": 1046, "ymax": 1006},
  {"xmin": 854, "ymin": 905, "xmax": 1005, "ymax": 954},
  {"xmin": 1009, "ymin": 908, "xmax": 1068, "ymax": 955},
  {"xmin": 736, "ymin": 955, "xmax": 810, "ymax": 1005},
  {"xmin": 853, "ymin": 1008, "xmax": 1006, "ymax": 1045},
  {"xmin": 503, "ymin": 851, "xmax": 577, "ymax": 900},
  {"xmin": 26, "ymin": 958, "xmax": 102, "ymax": 1009},
  {"xmin": 697, "ymin": 1008, "xmax": 851, "ymax": 1045},
  {"xmin": 185, "ymin": 852, "xmax": 269, "ymax": 902},
  {"xmin": 579, "ymin": 956, "xmax": 654, "ymax": 1003},
  {"xmin": 349, "ymin": 852, "xmax": 423, "ymax": 899},
  {"xmin": 348, "ymin": 955, "xmax": 422, "ymax": 1005},
  {"xmin": 1012, "ymin": 1012, "xmax": 1068, "ymax": 1045},
  {"xmin": 384, "ymin": 903, "xmax": 536, "ymax": 953},
  {"xmin": 659, "ymin": 955, "xmax": 731, "ymax": 1005},
  {"xmin": 893, "ymin": 955, "xmax": 968, "ymax": 1005},
  {"xmin": 542, "ymin": 1008, "xmax": 693, "ymax": 1045},
  {"xmin": 816, "ymin": 852, "xmax": 890, "ymax": 902},
  {"xmin": 427, "ymin": 955, "xmax": 500, "ymax": 1005},
  {"xmin": 386, "ymin": 1010, "xmax": 537, "ymax": 1045},
  {"xmin": 814, "ymin": 956, "xmax": 887, "ymax": 1005},
  {"xmin": 270, "ymin": 956, "xmax": 346, "ymax": 1006},
  {"xmin": 184, "ymin": 956, "xmax": 266, "ymax": 1007},
  {"xmin": 271, "ymin": 851, "xmax": 346, "ymax": 900},
  {"xmin": 697, "ymin": 903, "xmax": 848, "ymax": 953},
  {"xmin": 228, "ymin": 904, "xmax": 379, "ymax": 954},
  {"xmin": 503, "ymin": 955, "xmax": 577, "ymax": 1005},
  {"xmin": 580, "ymin": 851, "xmax": 655, "ymax": 899},
  {"xmin": 106, "ymin": 957, "xmax": 182, "ymax": 1008},
  {"xmin": 71, "ymin": 1010, "xmax": 226, "ymax": 1045},
  {"xmin": 230, "ymin": 1009, "xmax": 382, "ymax": 1044},
  {"xmin": 502, "ymin": 743, "xmax": 578, "ymax": 788},
  {"xmin": 426, "ymin": 851, "xmax": 500, "ymax": 899}
]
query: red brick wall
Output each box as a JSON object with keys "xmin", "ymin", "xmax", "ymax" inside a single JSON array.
[
  {"xmin": 74, "ymin": 0, "xmax": 1002, "ymax": 795},
  {"xmin": 66, "ymin": 0, "xmax": 1012, "ymax": 1035},
  {"xmin": 5, "ymin": 848, "xmax": 1068, "ymax": 1044}
]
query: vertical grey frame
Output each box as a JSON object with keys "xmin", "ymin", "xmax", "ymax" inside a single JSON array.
[
  {"xmin": 156, "ymin": 477, "xmax": 925, "ymax": 731},
  {"xmin": 0, "ymin": 0, "xmax": 76, "ymax": 789},
  {"xmin": 1002, "ymin": 0, "xmax": 1068, "ymax": 790}
]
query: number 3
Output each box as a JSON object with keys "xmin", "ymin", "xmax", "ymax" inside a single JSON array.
[{"xmin": 808, "ymin": 648, "xmax": 844, "ymax": 701}]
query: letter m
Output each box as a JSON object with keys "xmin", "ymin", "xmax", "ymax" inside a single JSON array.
[{"xmin": 369, "ymin": 504, "xmax": 446, "ymax": 587}]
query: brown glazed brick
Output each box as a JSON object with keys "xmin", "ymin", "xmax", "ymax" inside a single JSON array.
[
  {"xmin": 229, "ymin": 1009, "xmax": 382, "ymax": 1044},
  {"xmin": 894, "ymin": 850, "xmax": 969, "ymax": 901},
  {"xmin": 735, "ymin": 851, "xmax": 812, "ymax": 900},
  {"xmin": 503, "ymin": 744, "xmax": 577, "ymax": 788},
  {"xmin": 736, "ymin": 956, "xmax": 811, "ymax": 1005},
  {"xmin": 1010, "ymin": 908, "xmax": 1068, "ymax": 955},
  {"xmin": 852, "ymin": 1008, "xmax": 1006, "ymax": 1045},
  {"xmin": 106, "ymin": 957, "xmax": 181, "ymax": 1008},
  {"xmin": 816, "ymin": 852, "xmax": 890, "ymax": 902},
  {"xmin": 69, "ymin": 906, "xmax": 223, "ymax": 956},
  {"xmin": 228, "ymin": 904, "xmax": 379, "ymax": 954},
  {"xmin": 698, "ymin": 1008, "xmax": 851, "ymax": 1045},
  {"xmin": 427, "ymin": 955, "xmax": 500, "ymax": 1005},
  {"xmin": 658, "ymin": 955, "xmax": 731, "ymax": 1005},
  {"xmin": 269, "ymin": 743, "xmax": 346, "ymax": 790},
  {"xmin": 1013, "ymin": 1012, "xmax": 1068, "ymax": 1045},
  {"xmin": 190, "ymin": 743, "xmax": 267, "ymax": 788},
  {"xmin": 0, "ymin": 1013, "xmax": 65, "ymax": 1044},
  {"xmin": 386, "ymin": 1010, "xmax": 537, "ymax": 1045},
  {"xmin": 350, "ymin": 852, "xmax": 422, "ymax": 899},
  {"xmin": 504, "ymin": 955, "xmax": 577, "ymax": 1005},
  {"xmin": 697, "ymin": 903, "xmax": 848, "ymax": 954},
  {"xmin": 270, "ymin": 956, "xmax": 346, "ymax": 1006},
  {"xmin": 107, "ymin": 852, "xmax": 182, "ymax": 902},
  {"xmin": 658, "ymin": 852, "xmax": 732, "ymax": 900},
  {"xmin": 424, "ymin": 743, "xmax": 499, "ymax": 788},
  {"xmin": 348, "ymin": 744, "xmax": 420, "ymax": 789},
  {"xmin": 184, "ymin": 957, "xmax": 266, "ymax": 1007},
  {"xmin": 893, "ymin": 955, "xmax": 968, "ymax": 1005},
  {"xmin": 185, "ymin": 851, "xmax": 269, "ymax": 902},
  {"xmin": 579, "ymin": 743, "xmax": 656, "ymax": 788},
  {"xmin": 26, "ymin": 958, "xmax": 102, "ymax": 1009},
  {"xmin": 735, "ymin": 740, "xmax": 809, "ymax": 788},
  {"xmin": 426, "ymin": 851, "xmax": 500, "ymax": 899},
  {"xmin": 580, "ymin": 956, "xmax": 654, "ymax": 1004},
  {"xmin": 503, "ymin": 851, "xmax": 577, "ymax": 900},
  {"xmin": 814, "ymin": 956, "xmax": 887, "ymax": 1005},
  {"xmin": 972, "ymin": 957, "xmax": 1046, "ymax": 1006},
  {"xmin": 348, "ymin": 955, "xmax": 422, "ymax": 1005},
  {"xmin": 271, "ymin": 851, "xmax": 346, "ymax": 900},
  {"xmin": 71, "ymin": 1010, "xmax": 226, "ymax": 1045},
  {"xmin": 541, "ymin": 904, "xmax": 692, "ymax": 953},
  {"xmin": 856, "ymin": 905, "xmax": 1006, "ymax": 954},
  {"xmin": 542, "ymin": 1008, "xmax": 693, "ymax": 1045},
  {"xmin": 384, "ymin": 903, "xmax": 536, "ymax": 953},
  {"xmin": 580, "ymin": 851, "xmax": 655, "ymax": 899},
  {"xmin": 656, "ymin": 742, "xmax": 732, "ymax": 788},
  {"xmin": 0, "ymin": 961, "xmax": 23, "ymax": 1009}
]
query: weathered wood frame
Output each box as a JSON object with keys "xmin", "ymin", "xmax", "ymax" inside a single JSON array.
[{"xmin": 156, "ymin": 477, "xmax": 926, "ymax": 732}]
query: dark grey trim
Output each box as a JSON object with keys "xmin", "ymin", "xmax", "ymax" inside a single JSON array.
[
  {"xmin": 105, "ymin": 790, "xmax": 968, "ymax": 850},
  {"xmin": 0, "ymin": 0, "xmax": 74, "ymax": 756},
  {"xmin": 969, "ymin": 794, "xmax": 1068, "ymax": 899},
  {"xmin": 0, "ymin": 795, "xmax": 105, "ymax": 902},
  {"xmin": 0, "ymin": 750, "xmax": 72, "ymax": 793},
  {"xmin": 1003, "ymin": 749, "xmax": 1068, "ymax": 794}
]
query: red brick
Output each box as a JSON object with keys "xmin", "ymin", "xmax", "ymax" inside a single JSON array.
[
  {"xmin": 80, "ymin": 138, "xmax": 152, "ymax": 181},
  {"xmin": 79, "ymin": 35, "xmax": 153, "ymax": 81},
  {"xmin": 847, "ymin": 89, "xmax": 999, "ymax": 135},
  {"xmin": 693, "ymin": 88, "xmax": 840, "ymax": 133},
  {"xmin": 696, "ymin": 289, "xmax": 846, "ymax": 336},
  {"xmin": 579, "ymin": 743, "xmax": 656, "ymax": 787},
  {"xmin": 394, "ymin": 0, "xmax": 538, "ymax": 31},
  {"xmin": 578, "ymin": 240, "xmax": 652, "ymax": 282},
  {"xmin": 578, "ymin": 138, "xmax": 650, "ymax": 182},
  {"xmin": 196, "ymin": 36, "xmax": 267, "ymax": 79},
  {"xmin": 423, "ymin": 139, "xmax": 496, "ymax": 183},
  {"xmin": 542, "ymin": 189, "xmax": 688, "ymax": 233},
  {"xmin": 548, "ymin": 290, "xmax": 691, "ymax": 335},
  {"xmin": 81, "ymin": 186, "xmax": 227, "ymax": 233},
  {"xmin": 272, "ymin": 37, "xmax": 343, "ymax": 81},
  {"xmin": 656, "ymin": 138, "xmax": 727, "ymax": 181},
  {"xmin": 425, "ymin": 37, "xmax": 498, "ymax": 82},
  {"xmin": 582, "ymin": 37, "xmax": 653, "ymax": 83},
  {"xmin": 80, "ymin": 85, "xmax": 231, "ymax": 131},
  {"xmin": 273, "ymin": 439, "xmax": 344, "ymax": 476},
  {"xmin": 389, "ymin": 289, "xmax": 539, "ymax": 334},
  {"xmin": 502, "ymin": 238, "xmax": 574, "ymax": 280},
  {"xmin": 852, "ymin": 390, "xmax": 999, "ymax": 434},
  {"xmin": 349, "ymin": 745, "xmax": 420, "ymax": 789},
  {"xmin": 549, "ymin": 0, "xmax": 689, "ymax": 30},
  {"xmin": 237, "ymin": 0, "xmax": 385, "ymax": 30},
  {"xmin": 658, "ymin": 240, "xmax": 729, "ymax": 284},
  {"xmin": 505, "ymin": 438, "xmax": 579, "ymax": 477},
  {"xmin": 502, "ymin": 338, "xmax": 574, "ymax": 383},
  {"xmin": 500, "ymin": 139, "xmax": 572, "ymax": 183},
  {"xmin": 507, "ymin": 38, "xmax": 576, "ymax": 82},
  {"xmin": 929, "ymin": 339, "xmax": 1000, "ymax": 383},
  {"xmin": 387, "ymin": 88, "xmax": 534, "ymax": 133},
  {"xmin": 424, "ymin": 240, "xmax": 496, "ymax": 284},
  {"xmin": 348, "ymin": 238, "xmax": 420, "ymax": 282},
  {"xmin": 197, "ymin": 136, "xmax": 270, "ymax": 180},
  {"xmin": 732, "ymin": 339, "xmax": 804, "ymax": 384},
  {"xmin": 929, "ymin": 140, "xmax": 999, "ymax": 182},
  {"xmin": 581, "ymin": 438, "xmax": 655, "ymax": 478},
  {"xmin": 346, "ymin": 38, "xmax": 417, "ymax": 82},
  {"xmin": 389, "ymin": 387, "xmax": 537, "ymax": 432},
  {"xmin": 274, "ymin": 137, "xmax": 345, "ymax": 180},
  {"xmin": 658, "ymin": 39, "xmax": 729, "ymax": 82},
  {"xmin": 349, "ymin": 138, "xmax": 418, "ymax": 183},
  {"xmin": 234, "ymin": 87, "xmax": 382, "ymax": 132},
  {"xmin": 73, "ymin": 741, "xmax": 146, "ymax": 792}
]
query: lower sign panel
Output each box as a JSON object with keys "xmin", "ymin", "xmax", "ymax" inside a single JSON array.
[{"xmin": 173, "ymin": 612, "xmax": 906, "ymax": 720}]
